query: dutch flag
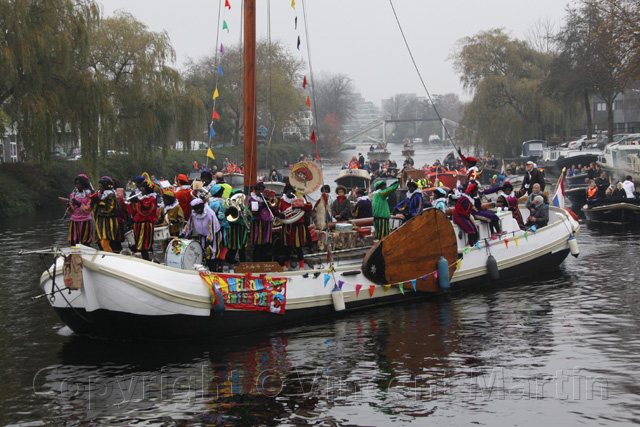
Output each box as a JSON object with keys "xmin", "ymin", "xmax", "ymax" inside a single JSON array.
[{"xmin": 552, "ymin": 170, "xmax": 566, "ymax": 208}]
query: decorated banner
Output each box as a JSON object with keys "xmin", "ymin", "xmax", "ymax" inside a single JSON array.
[
  {"xmin": 200, "ymin": 272, "xmax": 287, "ymax": 314},
  {"xmin": 290, "ymin": 161, "xmax": 323, "ymax": 194}
]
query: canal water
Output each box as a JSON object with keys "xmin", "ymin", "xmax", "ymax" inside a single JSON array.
[{"xmin": 2, "ymin": 144, "xmax": 640, "ymax": 425}]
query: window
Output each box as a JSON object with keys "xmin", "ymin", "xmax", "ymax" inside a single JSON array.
[
  {"xmin": 10, "ymin": 142, "xmax": 17, "ymax": 162},
  {"xmin": 596, "ymin": 103, "xmax": 606, "ymax": 111}
]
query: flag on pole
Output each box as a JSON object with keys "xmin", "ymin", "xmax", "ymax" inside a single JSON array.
[
  {"xmin": 207, "ymin": 148, "xmax": 215, "ymax": 160},
  {"xmin": 501, "ymin": 159, "xmax": 505, "ymax": 175},
  {"xmin": 225, "ymin": 0, "xmax": 231, "ymax": 9},
  {"xmin": 291, "ymin": 0, "xmax": 295, "ymax": 10},
  {"xmin": 212, "ymin": 110, "xmax": 220, "ymax": 120},
  {"xmin": 220, "ymin": 44, "xmax": 226, "ymax": 55},
  {"xmin": 209, "ymin": 125, "xmax": 216, "ymax": 139},
  {"xmin": 310, "ymin": 130, "xmax": 316, "ymax": 144},
  {"xmin": 218, "ymin": 65, "xmax": 223, "ymax": 75},
  {"xmin": 212, "ymin": 88, "xmax": 219, "ymax": 100},
  {"xmin": 223, "ymin": 20, "xmax": 229, "ymax": 32},
  {"xmin": 302, "ymin": 76, "xmax": 307, "ymax": 89},
  {"xmin": 306, "ymin": 96, "xmax": 310, "ymax": 109},
  {"xmin": 552, "ymin": 169, "xmax": 566, "ymax": 208}
]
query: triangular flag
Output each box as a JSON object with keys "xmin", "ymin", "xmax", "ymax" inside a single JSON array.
[
  {"xmin": 310, "ymin": 130, "xmax": 316, "ymax": 144},
  {"xmin": 222, "ymin": 20, "xmax": 229, "ymax": 32},
  {"xmin": 530, "ymin": 225, "xmax": 537, "ymax": 234},
  {"xmin": 464, "ymin": 247, "xmax": 470, "ymax": 254},
  {"xmin": 383, "ymin": 285, "xmax": 391, "ymax": 295},
  {"xmin": 212, "ymin": 88, "xmax": 219, "ymax": 99},
  {"xmin": 524, "ymin": 231, "xmax": 529, "ymax": 242},
  {"xmin": 220, "ymin": 44, "xmax": 226, "ymax": 55},
  {"xmin": 295, "ymin": 16, "xmax": 297, "ymax": 29},
  {"xmin": 421, "ymin": 275, "xmax": 427, "ymax": 280},
  {"xmin": 486, "ymin": 239, "xmax": 491, "ymax": 247},
  {"xmin": 338, "ymin": 280, "xmax": 344, "ymax": 290},
  {"xmin": 207, "ymin": 148, "xmax": 215, "ymax": 160},
  {"xmin": 515, "ymin": 237, "xmax": 519, "ymax": 247},
  {"xmin": 212, "ymin": 110, "xmax": 220, "ymax": 120},
  {"xmin": 504, "ymin": 238, "xmax": 509, "ymax": 249},
  {"xmin": 355, "ymin": 284, "xmax": 362, "ymax": 297},
  {"xmin": 302, "ymin": 76, "xmax": 307, "ymax": 89},
  {"xmin": 456, "ymin": 259, "xmax": 462, "ymax": 270},
  {"xmin": 434, "ymin": 271, "xmax": 438, "ymax": 279},
  {"xmin": 225, "ymin": 0, "xmax": 231, "ymax": 9},
  {"xmin": 324, "ymin": 274, "xmax": 330, "ymax": 288},
  {"xmin": 315, "ymin": 149, "xmax": 320, "ymax": 161},
  {"xmin": 411, "ymin": 279, "xmax": 416, "ymax": 292},
  {"xmin": 297, "ymin": 35, "xmax": 301, "ymax": 50},
  {"xmin": 328, "ymin": 264, "xmax": 334, "ymax": 273},
  {"xmin": 209, "ymin": 125, "xmax": 216, "ymax": 139},
  {"xmin": 218, "ymin": 65, "xmax": 223, "ymax": 75},
  {"xmin": 306, "ymin": 96, "xmax": 310, "ymax": 109},
  {"xmin": 291, "ymin": 0, "xmax": 295, "ymax": 9},
  {"xmin": 369, "ymin": 285, "xmax": 375, "ymax": 297},
  {"xmin": 399, "ymin": 283, "xmax": 405, "ymax": 295},
  {"xmin": 313, "ymin": 272, "xmax": 321, "ymax": 279},
  {"xmin": 475, "ymin": 241, "xmax": 482, "ymax": 250}
]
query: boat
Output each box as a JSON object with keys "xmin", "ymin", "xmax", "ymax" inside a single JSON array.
[
  {"xmin": 366, "ymin": 148, "xmax": 391, "ymax": 162},
  {"xmin": 31, "ymin": 1, "xmax": 581, "ymax": 340},
  {"xmin": 426, "ymin": 170, "xmax": 465, "ymax": 189},
  {"xmin": 521, "ymin": 140, "xmax": 547, "ymax": 162},
  {"xmin": 428, "ymin": 134, "xmax": 441, "ymax": 145},
  {"xmin": 538, "ymin": 145, "xmax": 601, "ymax": 176},
  {"xmin": 334, "ymin": 168, "xmax": 371, "ymax": 190},
  {"xmin": 401, "ymin": 141, "xmax": 415, "ymax": 157},
  {"xmin": 582, "ymin": 200, "xmax": 640, "ymax": 225},
  {"xmin": 37, "ymin": 204, "xmax": 579, "ymax": 339},
  {"xmin": 564, "ymin": 187, "xmax": 588, "ymax": 211},
  {"xmin": 222, "ymin": 172, "xmax": 244, "ymax": 190},
  {"xmin": 598, "ymin": 134, "xmax": 640, "ymax": 179}
]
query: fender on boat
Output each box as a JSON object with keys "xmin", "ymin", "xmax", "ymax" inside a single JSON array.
[
  {"xmin": 568, "ymin": 236, "xmax": 580, "ymax": 258},
  {"xmin": 331, "ymin": 286, "xmax": 346, "ymax": 311},
  {"xmin": 487, "ymin": 254, "xmax": 499, "ymax": 281},
  {"xmin": 437, "ymin": 256, "xmax": 451, "ymax": 290}
]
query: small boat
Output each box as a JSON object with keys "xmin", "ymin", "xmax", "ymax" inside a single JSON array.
[
  {"xmin": 582, "ymin": 200, "xmax": 640, "ymax": 224},
  {"xmin": 428, "ymin": 135, "xmax": 441, "ymax": 145},
  {"xmin": 223, "ymin": 172, "xmax": 244, "ymax": 190},
  {"xmin": 334, "ymin": 168, "xmax": 371, "ymax": 190},
  {"xmin": 426, "ymin": 170, "xmax": 466, "ymax": 189},
  {"xmin": 366, "ymin": 148, "xmax": 391, "ymax": 162},
  {"xmin": 401, "ymin": 146, "xmax": 415, "ymax": 157},
  {"xmin": 538, "ymin": 145, "xmax": 601, "ymax": 176},
  {"xmin": 521, "ymin": 140, "xmax": 547, "ymax": 162}
]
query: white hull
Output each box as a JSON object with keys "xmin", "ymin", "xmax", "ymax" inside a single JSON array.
[{"xmin": 40, "ymin": 207, "xmax": 579, "ymax": 339}]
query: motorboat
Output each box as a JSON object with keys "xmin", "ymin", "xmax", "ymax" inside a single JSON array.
[
  {"xmin": 582, "ymin": 200, "xmax": 640, "ymax": 225},
  {"xmin": 366, "ymin": 148, "xmax": 391, "ymax": 162},
  {"xmin": 334, "ymin": 168, "xmax": 371, "ymax": 190}
]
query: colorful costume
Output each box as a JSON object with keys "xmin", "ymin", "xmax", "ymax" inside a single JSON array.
[
  {"xmin": 91, "ymin": 177, "xmax": 120, "ymax": 251},
  {"xmin": 452, "ymin": 183, "xmax": 479, "ymax": 246},
  {"xmin": 183, "ymin": 200, "xmax": 220, "ymax": 265},
  {"xmin": 395, "ymin": 187, "xmax": 424, "ymax": 223},
  {"xmin": 129, "ymin": 194, "xmax": 156, "ymax": 252},
  {"xmin": 248, "ymin": 186, "xmax": 274, "ymax": 262},
  {"xmin": 372, "ymin": 181, "xmax": 399, "ymax": 240},
  {"xmin": 68, "ymin": 175, "xmax": 94, "ymax": 246}
]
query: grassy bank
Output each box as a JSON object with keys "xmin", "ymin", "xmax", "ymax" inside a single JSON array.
[{"xmin": 0, "ymin": 142, "xmax": 313, "ymax": 217}]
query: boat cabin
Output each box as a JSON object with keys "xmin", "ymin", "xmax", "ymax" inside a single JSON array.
[{"xmin": 521, "ymin": 140, "xmax": 547, "ymax": 161}]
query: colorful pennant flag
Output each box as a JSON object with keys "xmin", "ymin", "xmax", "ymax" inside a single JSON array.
[
  {"xmin": 328, "ymin": 265, "xmax": 334, "ymax": 274},
  {"xmin": 504, "ymin": 238, "xmax": 509, "ymax": 249},
  {"xmin": 220, "ymin": 44, "xmax": 226, "ymax": 55},
  {"xmin": 475, "ymin": 241, "xmax": 482, "ymax": 250},
  {"xmin": 212, "ymin": 110, "xmax": 220, "ymax": 120},
  {"xmin": 315, "ymin": 149, "xmax": 320, "ymax": 161},
  {"xmin": 306, "ymin": 96, "xmax": 310, "ymax": 109},
  {"xmin": 209, "ymin": 125, "xmax": 216, "ymax": 139},
  {"xmin": 207, "ymin": 148, "xmax": 215, "ymax": 160},
  {"xmin": 383, "ymin": 285, "xmax": 390, "ymax": 295},
  {"xmin": 225, "ymin": 0, "xmax": 231, "ymax": 10},
  {"xmin": 369, "ymin": 285, "xmax": 375, "ymax": 297},
  {"xmin": 218, "ymin": 65, "xmax": 223, "ymax": 75},
  {"xmin": 338, "ymin": 280, "xmax": 344, "ymax": 290},
  {"xmin": 456, "ymin": 259, "xmax": 462, "ymax": 270},
  {"xmin": 297, "ymin": 36, "xmax": 301, "ymax": 50},
  {"xmin": 313, "ymin": 272, "xmax": 321, "ymax": 279},
  {"xmin": 524, "ymin": 231, "xmax": 529, "ymax": 242},
  {"xmin": 434, "ymin": 271, "xmax": 438, "ymax": 279},
  {"xmin": 530, "ymin": 225, "xmax": 537, "ymax": 234},
  {"xmin": 399, "ymin": 283, "xmax": 405, "ymax": 295},
  {"xmin": 515, "ymin": 237, "xmax": 519, "ymax": 247},
  {"xmin": 212, "ymin": 88, "xmax": 219, "ymax": 100},
  {"xmin": 302, "ymin": 76, "xmax": 307, "ymax": 89},
  {"xmin": 486, "ymin": 240, "xmax": 491, "ymax": 247},
  {"xmin": 291, "ymin": 0, "xmax": 295, "ymax": 9},
  {"xmin": 411, "ymin": 279, "xmax": 417, "ymax": 292},
  {"xmin": 464, "ymin": 247, "xmax": 470, "ymax": 254},
  {"xmin": 324, "ymin": 274, "xmax": 330, "ymax": 287},
  {"xmin": 310, "ymin": 130, "xmax": 316, "ymax": 144},
  {"xmin": 355, "ymin": 284, "xmax": 362, "ymax": 297},
  {"xmin": 223, "ymin": 20, "xmax": 229, "ymax": 32}
]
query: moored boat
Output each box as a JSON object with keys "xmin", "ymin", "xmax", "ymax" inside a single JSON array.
[
  {"xmin": 582, "ymin": 200, "xmax": 640, "ymax": 225},
  {"xmin": 426, "ymin": 170, "xmax": 466, "ymax": 189},
  {"xmin": 334, "ymin": 168, "xmax": 371, "ymax": 190},
  {"xmin": 366, "ymin": 148, "xmax": 391, "ymax": 162}
]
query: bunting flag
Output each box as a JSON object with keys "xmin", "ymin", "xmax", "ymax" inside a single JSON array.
[
  {"xmin": 486, "ymin": 240, "xmax": 491, "ymax": 247},
  {"xmin": 475, "ymin": 241, "xmax": 482, "ymax": 250},
  {"xmin": 421, "ymin": 275, "xmax": 427, "ymax": 280},
  {"xmin": 297, "ymin": 36, "xmax": 301, "ymax": 50},
  {"xmin": 338, "ymin": 280, "xmax": 344, "ymax": 290},
  {"xmin": 524, "ymin": 231, "xmax": 529, "ymax": 242},
  {"xmin": 515, "ymin": 237, "xmax": 519, "ymax": 247},
  {"xmin": 212, "ymin": 88, "xmax": 219, "ymax": 100},
  {"xmin": 223, "ymin": 20, "xmax": 229, "ymax": 32},
  {"xmin": 434, "ymin": 271, "xmax": 438, "ymax": 279},
  {"xmin": 383, "ymin": 285, "xmax": 391, "ymax": 295},
  {"xmin": 315, "ymin": 149, "xmax": 320, "ymax": 161},
  {"xmin": 464, "ymin": 247, "xmax": 470, "ymax": 254},
  {"xmin": 399, "ymin": 283, "xmax": 405, "ymax": 295},
  {"xmin": 295, "ymin": 16, "xmax": 297, "ymax": 29},
  {"xmin": 504, "ymin": 238, "xmax": 509, "ymax": 249},
  {"xmin": 207, "ymin": 148, "xmax": 215, "ymax": 160},
  {"xmin": 530, "ymin": 225, "xmax": 537, "ymax": 234},
  {"xmin": 225, "ymin": 0, "xmax": 231, "ymax": 9},
  {"xmin": 324, "ymin": 274, "xmax": 330, "ymax": 288},
  {"xmin": 209, "ymin": 125, "xmax": 216, "ymax": 139},
  {"xmin": 313, "ymin": 272, "xmax": 321, "ymax": 279},
  {"xmin": 291, "ymin": 0, "xmax": 295, "ymax": 9},
  {"xmin": 310, "ymin": 130, "xmax": 316, "ymax": 144},
  {"xmin": 369, "ymin": 285, "xmax": 375, "ymax": 297},
  {"xmin": 221, "ymin": 44, "xmax": 226, "ymax": 55},
  {"xmin": 218, "ymin": 65, "xmax": 223, "ymax": 75},
  {"xmin": 306, "ymin": 96, "xmax": 310, "ymax": 109},
  {"xmin": 355, "ymin": 284, "xmax": 362, "ymax": 297},
  {"xmin": 212, "ymin": 110, "xmax": 220, "ymax": 120},
  {"xmin": 302, "ymin": 76, "xmax": 307, "ymax": 89},
  {"xmin": 328, "ymin": 265, "xmax": 335, "ymax": 274},
  {"xmin": 456, "ymin": 259, "xmax": 462, "ymax": 270},
  {"xmin": 411, "ymin": 279, "xmax": 416, "ymax": 292}
]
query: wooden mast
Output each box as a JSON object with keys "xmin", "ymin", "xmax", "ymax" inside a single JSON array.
[{"xmin": 243, "ymin": 0, "xmax": 257, "ymax": 192}]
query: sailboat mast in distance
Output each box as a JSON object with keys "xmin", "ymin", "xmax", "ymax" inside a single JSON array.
[{"xmin": 243, "ymin": 0, "xmax": 257, "ymax": 192}]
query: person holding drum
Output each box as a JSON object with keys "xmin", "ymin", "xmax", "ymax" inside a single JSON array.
[
  {"xmin": 276, "ymin": 183, "xmax": 312, "ymax": 270},
  {"xmin": 127, "ymin": 177, "xmax": 157, "ymax": 261},
  {"xmin": 90, "ymin": 176, "xmax": 120, "ymax": 252},
  {"xmin": 208, "ymin": 184, "xmax": 229, "ymax": 272},
  {"xmin": 155, "ymin": 189, "xmax": 184, "ymax": 253},
  {"xmin": 181, "ymin": 198, "xmax": 220, "ymax": 272},
  {"xmin": 248, "ymin": 181, "xmax": 274, "ymax": 262},
  {"xmin": 226, "ymin": 190, "xmax": 252, "ymax": 265}
]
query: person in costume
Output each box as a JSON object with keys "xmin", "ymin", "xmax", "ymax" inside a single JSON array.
[
  {"xmin": 432, "ymin": 187, "xmax": 448, "ymax": 213},
  {"xmin": 208, "ymin": 184, "xmax": 229, "ymax": 272},
  {"xmin": 372, "ymin": 180, "xmax": 399, "ymax": 240},
  {"xmin": 90, "ymin": 176, "xmax": 120, "ymax": 252},
  {"xmin": 226, "ymin": 190, "xmax": 252, "ymax": 265},
  {"xmin": 452, "ymin": 180, "xmax": 480, "ymax": 246},
  {"xmin": 395, "ymin": 180, "xmax": 424, "ymax": 223},
  {"xmin": 67, "ymin": 174, "xmax": 94, "ymax": 246},
  {"xmin": 112, "ymin": 180, "xmax": 129, "ymax": 253},
  {"xmin": 216, "ymin": 172, "xmax": 233, "ymax": 199},
  {"xmin": 182, "ymin": 198, "xmax": 220, "ymax": 272},
  {"xmin": 248, "ymin": 181, "xmax": 274, "ymax": 262},
  {"xmin": 276, "ymin": 183, "xmax": 312, "ymax": 270},
  {"xmin": 353, "ymin": 188, "xmax": 372, "ymax": 219},
  {"xmin": 331, "ymin": 185, "xmax": 352, "ymax": 221},
  {"xmin": 200, "ymin": 170, "xmax": 214, "ymax": 202},
  {"xmin": 155, "ymin": 189, "xmax": 184, "ymax": 253},
  {"xmin": 127, "ymin": 176, "xmax": 157, "ymax": 261},
  {"xmin": 175, "ymin": 174, "xmax": 193, "ymax": 220},
  {"xmin": 486, "ymin": 181, "xmax": 525, "ymax": 230},
  {"xmin": 457, "ymin": 149, "xmax": 481, "ymax": 183}
]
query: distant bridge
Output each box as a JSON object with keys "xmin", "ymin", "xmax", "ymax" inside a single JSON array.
[{"xmin": 341, "ymin": 117, "xmax": 458, "ymax": 144}]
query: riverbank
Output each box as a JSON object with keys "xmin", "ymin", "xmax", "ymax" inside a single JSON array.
[{"xmin": 0, "ymin": 142, "xmax": 313, "ymax": 217}]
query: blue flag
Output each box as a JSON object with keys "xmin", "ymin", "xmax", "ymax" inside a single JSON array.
[
  {"xmin": 209, "ymin": 125, "xmax": 216, "ymax": 139},
  {"xmin": 218, "ymin": 65, "xmax": 223, "ymax": 75},
  {"xmin": 297, "ymin": 36, "xmax": 300, "ymax": 50},
  {"xmin": 324, "ymin": 274, "xmax": 330, "ymax": 287}
]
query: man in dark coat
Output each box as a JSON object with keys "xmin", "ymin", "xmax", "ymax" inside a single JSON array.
[
  {"xmin": 520, "ymin": 161, "xmax": 545, "ymax": 196},
  {"xmin": 358, "ymin": 153, "xmax": 365, "ymax": 169}
]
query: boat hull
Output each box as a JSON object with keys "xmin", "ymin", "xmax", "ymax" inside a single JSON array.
[
  {"xmin": 583, "ymin": 202, "xmax": 640, "ymax": 224},
  {"xmin": 367, "ymin": 151, "xmax": 391, "ymax": 161}
]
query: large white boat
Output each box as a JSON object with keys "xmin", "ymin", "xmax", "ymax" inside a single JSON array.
[
  {"xmin": 366, "ymin": 148, "xmax": 391, "ymax": 162},
  {"xmin": 598, "ymin": 134, "xmax": 640, "ymax": 179},
  {"xmin": 37, "ymin": 206, "xmax": 579, "ymax": 339}
]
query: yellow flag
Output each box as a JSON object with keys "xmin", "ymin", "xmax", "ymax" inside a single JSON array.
[
  {"xmin": 212, "ymin": 88, "xmax": 219, "ymax": 100},
  {"xmin": 383, "ymin": 284, "xmax": 391, "ymax": 295},
  {"xmin": 207, "ymin": 148, "xmax": 215, "ymax": 160},
  {"xmin": 291, "ymin": 0, "xmax": 295, "ymax": 9}
]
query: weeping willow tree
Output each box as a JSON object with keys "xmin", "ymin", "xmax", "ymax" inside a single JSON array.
[{"xmin": 452, "ymin": 29, "xmax": 566, "ymax": 157}]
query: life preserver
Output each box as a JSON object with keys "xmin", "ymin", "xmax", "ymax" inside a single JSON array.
[{"xmin": 563, "ymin": 208, "xmax": 579, "ymax": 222}]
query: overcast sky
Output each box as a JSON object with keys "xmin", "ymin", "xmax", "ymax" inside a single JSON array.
[{"xmin": 99, "ymin": 0, "xmax": 573, "ymax": 106}]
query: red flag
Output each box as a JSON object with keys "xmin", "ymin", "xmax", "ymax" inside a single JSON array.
[
  {"xmin": 315, "ymin": 149, "xmax": 320, "ymax": 161},
  {"xmin": 212, "ymin": 110, "xmax": 220, "ymax": 120},
  {"xmin": 302, "ymin": 76, "xmax": 307, "ymax": 89},
  {"xmin": 369, "ymin": 285, "xmax": 375, "ymax": 298},
  {"xmin": 310, "ymin": 130, "xmax": 316, "ymax": 144},
  {"xmin": 225, "ymin": 0, "xmax": 231, "ymax": 9},
  {"xmin": 306, "ymin": 96, "xmax": 310, "ymax": 109}
]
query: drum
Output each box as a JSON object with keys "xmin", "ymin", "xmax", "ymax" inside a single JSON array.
[
  {"xmin": 124, "ymin": 230, "xmax": 135, "ymax": 247},
  {"xmin": 165, "ymin": 238, "xmax": 203, "ymax": 270},
  {"xmin": 154, "ymin": 226, "xmax": 170, "ymax": 241}
]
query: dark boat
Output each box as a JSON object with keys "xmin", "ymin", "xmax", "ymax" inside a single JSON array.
[{"xmin": 583, "ymin": 200, "xmax": 640, "ymax": 224}]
